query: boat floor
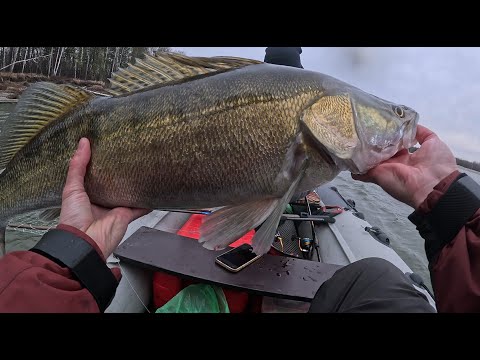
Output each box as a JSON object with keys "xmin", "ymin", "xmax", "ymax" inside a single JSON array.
[{"xmin": 104, "ymin": 205, "xmax": 329, "ymax": 312}]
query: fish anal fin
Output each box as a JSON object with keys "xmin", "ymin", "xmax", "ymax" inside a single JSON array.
[
  {"xmin": 252, "ymin": 169, "xmax": 305, "ymax": 255},
  {"xmin": 199, "ymin": 198, "xmax": 278, "ymax": 251}
]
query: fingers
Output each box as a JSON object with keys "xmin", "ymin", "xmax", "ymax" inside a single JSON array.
[
  {"xmin": 415, "ymin": 125, "xmax": 437, "ymax": 145},
  {"xmin": 64, "ymin": 138, "xmax": 91, "ymax": 195}
]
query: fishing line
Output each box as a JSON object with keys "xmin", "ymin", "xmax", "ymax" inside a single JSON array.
[
  {"xmin": 7, "ymin": 222, "xmax": 55, "ymax": 236},
  {"xmin": 111, "ymin": 255, "xmax": 151, "ymax": 313},
  {"xmin": 7, "ymin": 222, "xmax": 204, "ymax": 237}
]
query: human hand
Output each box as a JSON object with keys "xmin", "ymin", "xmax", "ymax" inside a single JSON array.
[
  {"xmin": 59, "ymin": 138, "xmax": 151, "ymax": 259},
  {"xmin": 352, "ymin": 125, "xmax": 458, "ymax": 209}
]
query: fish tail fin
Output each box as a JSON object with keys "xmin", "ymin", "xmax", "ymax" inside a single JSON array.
[
  {"xmin": 0, "ymin": 82, "xmax": 93, "ymax": 170},
  {"xmin": 0, "ymin": 83, "xmax": 92, "ymax": 249}
]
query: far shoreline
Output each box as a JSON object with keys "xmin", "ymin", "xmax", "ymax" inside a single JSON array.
[{"xmin": 0, "ymin": 72, "xmax": 108, "ymax": 100}]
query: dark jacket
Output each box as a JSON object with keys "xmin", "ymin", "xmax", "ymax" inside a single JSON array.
[
  {"xmin": 264, "ymin": 47, "xmax": 304, "ymax": 69},
  {"xmin": 412, "ymin": 171, "xmax": 480, "ymax": 312},
  {"xmin": 0, "ymin": 224, "xmax": 121, "ymax": 312}
]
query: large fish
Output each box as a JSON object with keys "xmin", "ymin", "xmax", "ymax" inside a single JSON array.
[{"xmin": 0, "ymin": 52, "xmax": 418, "ymax": 256}]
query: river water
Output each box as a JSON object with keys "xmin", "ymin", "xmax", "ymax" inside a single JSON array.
[
  {"xmin": 329, "ymin": 168, "xmax": 480, "ymax": 290},
  {"xmin": 1, "ymin": 102, "xmax": 479, "ymax": 291}
]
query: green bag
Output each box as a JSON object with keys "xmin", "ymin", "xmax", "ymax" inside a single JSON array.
[{"xmin": 155, "ymin": 284, "xmax": 230, "ymax": 313}]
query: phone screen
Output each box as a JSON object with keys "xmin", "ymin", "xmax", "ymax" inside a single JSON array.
[{"xmin": 217, "ymin": 244, "xmax": 258, "ymax": 270}]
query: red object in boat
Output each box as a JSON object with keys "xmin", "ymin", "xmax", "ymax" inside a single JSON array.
[{"xmin": 152, "ymin": 214, "xmax": 260, "ymax": 312}]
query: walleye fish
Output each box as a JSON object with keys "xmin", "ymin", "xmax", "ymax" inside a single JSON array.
[{"xmin": 0, "ymin": 52, "xmax": 418, "ymax": 256}]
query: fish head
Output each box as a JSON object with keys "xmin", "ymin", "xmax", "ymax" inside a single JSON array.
[
  {"xmin": 302, "ymin": 85, "xmax": 419, "ymax": 175},
  {"xmin": 347, "ymin": 90, "xmax": 419, "ymax": 173}
]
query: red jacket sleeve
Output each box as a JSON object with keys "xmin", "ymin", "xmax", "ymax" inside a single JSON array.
[
  {"xmin": 416, "ymin": 171, "xmax": 480, "ymax": 312},
  {"xmin": 0, "ymin": 224, "xmax": 121, "ymax": 313}
]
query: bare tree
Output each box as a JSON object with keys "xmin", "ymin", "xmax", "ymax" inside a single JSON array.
[
  {"xmin": 0, "ymin": 54, "xmax": 53, "ymax": 72},
  {"xmin": 9, "ymin": 47, "xmax": 19, "ymax": 72},
  {"xmin": 111, "ymin": 47, "xmax": 119, "ymax": 75},
  {"xmin": 52, "ymin": 47, "xmax": 65, "ymax": 76},
  {"xmin": 1, "ymin": 47, "xmax": 173, "ymax": 82},
  {"xmin": 21, "ymin": 47, "xmax": 28, "ymax": 73},
  {"xmin": 85, "ymin": 48, "xmax": 90, "ymax": 80},
  {"xmin": 47, "ymin": 47, "xmax": 54, "ymax": 77}
]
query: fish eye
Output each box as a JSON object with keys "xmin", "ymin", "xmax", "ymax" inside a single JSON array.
[{"xmin": 393, "ymin": 106, "xmax": 405, "ymax": 118}]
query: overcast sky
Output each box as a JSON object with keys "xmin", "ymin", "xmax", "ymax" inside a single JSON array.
[{"xmin": 174, "ymin": 47, "xmax": 480, "ymax": 162}]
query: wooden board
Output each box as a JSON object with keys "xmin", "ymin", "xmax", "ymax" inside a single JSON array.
[{"xmin": 114, "ymin": 227, "xmax": 343, "ymax": 302}]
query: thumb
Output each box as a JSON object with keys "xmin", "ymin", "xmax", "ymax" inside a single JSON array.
[
  {"xmin": 63, "ymin": 138, "xmax": 91, "ymax": 196},
  {"xmin": 351, "ymin": 167, "xmax": 379, "ymax": 184},
  {"xmin": 415, "ymin": 125, "xmax": 437, "ymax": 145}
]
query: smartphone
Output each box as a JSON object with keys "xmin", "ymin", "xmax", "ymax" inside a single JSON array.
[{"xmin": 215, "ymin": 244, "xmax": 262, "ymax": 273}]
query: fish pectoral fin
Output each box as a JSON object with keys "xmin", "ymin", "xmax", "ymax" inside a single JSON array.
[
  {"xmin": 251, "ymin": 170, "xmax": 305, "ymax": 255},
  {"xmin": 0, "ymin": 82, "xmax": 93, "ymax": 170},
  {"xmin": 198, "ymin": 198, "xmax": 279, "ymax": 251},
  {"xmin": 301, "ymin": 94, "xmax": 359, "ymax": 160},
  {"xmin": 107, "ymin": 52, "xmax": 263, "ymax": 96}
]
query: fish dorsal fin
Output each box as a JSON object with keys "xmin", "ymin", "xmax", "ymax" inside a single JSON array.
[
  {"xmin": 0, "ymin": 82, "xmax": 93, "ymax": 169},
  {"xmin": 107, "ymin": 52, "xmax": 263, "ymax": 96}
]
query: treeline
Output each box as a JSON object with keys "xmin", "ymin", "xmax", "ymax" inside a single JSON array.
[
  {"xmin": 456, "ymin": 158, "xmax": 480, "ymax": 172},
  {"xmin": 0, "ymin": 47, "xmax": 173, "ymax": 82}
]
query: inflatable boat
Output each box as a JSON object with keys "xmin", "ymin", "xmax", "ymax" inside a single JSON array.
[{"xmin": 105, "ymin": 184, "xmax": 436, "ymax": 313}]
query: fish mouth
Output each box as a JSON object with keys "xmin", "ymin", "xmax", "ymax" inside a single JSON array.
[
  {"xmin": 401, "ymin": 114, "xmax": 419, "ymax": 149},
  {"xmin": 349, "ymin": 113, "xmax": 420, "ymax": 175},
  {"xmin": 381, "ymin": 114, "xmax": 419, "ymax": 152}
]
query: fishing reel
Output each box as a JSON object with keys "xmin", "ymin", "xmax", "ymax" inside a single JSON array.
[
  {"xmin": 292, "ymin": 235, "xmax": 315, "ymax": 260},
  {"xmin": 296, "ymin": 236, "xmax": 314, "ymax": 260},
  {"xmin": 273, "ymin": 231, "xmax": 314, "ymax": 260}
]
